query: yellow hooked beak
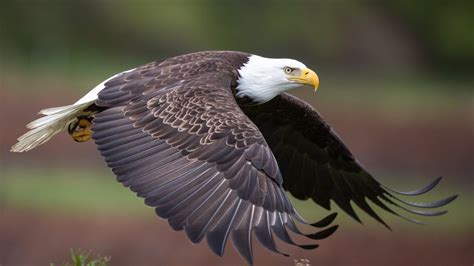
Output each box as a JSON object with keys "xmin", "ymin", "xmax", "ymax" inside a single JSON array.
[{"xmin": 289, "ymin": 67, "xmax": 320, "ymax": 92}]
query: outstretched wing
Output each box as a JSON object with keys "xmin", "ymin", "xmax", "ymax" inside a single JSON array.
[
  {"xmin": 242, "ymin": 93, "xmax": 457, "ymax": 228},
  {"xmin": 92, "ymin": 64, "xmax": 337, "ymax": 264}
]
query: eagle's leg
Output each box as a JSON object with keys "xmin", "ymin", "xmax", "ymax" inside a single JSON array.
[{"xmin": 68, "ymin": 115, "xmax": 93, "ymax": 142}]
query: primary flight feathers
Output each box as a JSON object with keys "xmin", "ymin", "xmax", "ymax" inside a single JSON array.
[{"xmin": 11, "ymin": 51, "xmax": 457, "ymax": 265}]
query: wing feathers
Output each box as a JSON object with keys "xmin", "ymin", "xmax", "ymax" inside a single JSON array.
[
  {"xmin": 383, "ymin": 176, "xmax": 442, "ymax": 196},
  {"xmin": 391, "ymin": 194, "xmax": 458, "ymax": 209},
  {"xmin": 242, "ymin": 93, "xmax": 457, "ymax": 227},
  {"xmin": 92, "ymin": 60, "xmax": 339, "ymax": 264},
  {"xmin": 206, "ymin": 197, "xmax": 242, "ymax": 256}
]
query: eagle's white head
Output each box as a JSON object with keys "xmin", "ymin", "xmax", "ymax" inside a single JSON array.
[{"xmin": 236, "ymin": 55, "xmax": 319, "ymax": 103}]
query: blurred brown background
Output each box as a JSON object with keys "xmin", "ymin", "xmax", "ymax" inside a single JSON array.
[{"xmin": 1, "ymin": 1, "xmax": 473, "ymax": 265}]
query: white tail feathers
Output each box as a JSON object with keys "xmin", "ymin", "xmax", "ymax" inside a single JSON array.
[
  {"xmin": 38, "ymin": 105, "xmax": 78, "ymax": 116},
  {"xmin": 10, "ymin": 68, "xmax": 135, "ymax": 153},
  {"xmin": 11, "ymin": 102, "xmax": 92, "ymax": 153}
]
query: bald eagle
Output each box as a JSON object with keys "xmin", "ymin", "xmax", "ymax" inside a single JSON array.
[{"xmin": 11, "ymin": 51, "xmax": 456, "ymax": 264}]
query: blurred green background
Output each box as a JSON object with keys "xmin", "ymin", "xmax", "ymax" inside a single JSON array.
[{"xmin": 1, "ymin": 1, "xmax": 472, "ymax": 265}]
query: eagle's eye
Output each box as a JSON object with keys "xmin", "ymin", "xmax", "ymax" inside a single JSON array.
[{"xmin": 283, "ymin": 66, "xmax": 294, "ymax": 74}]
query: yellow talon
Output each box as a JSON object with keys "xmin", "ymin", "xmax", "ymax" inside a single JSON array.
[{"xmin": 69, "ymin": 117, "xmax": 93, "ymax": 142}]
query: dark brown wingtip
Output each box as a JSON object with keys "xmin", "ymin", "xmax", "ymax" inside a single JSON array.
[
  {"xmin": 310, "ymin": 212, "xmax": 338, "ymax": 228},
  {"xmin": 382, "ymin": 176, "xmax": 443, "ymax": 196},
  {"xmin": 305, "ymin": 225, "xmax": 339, "ymax": 240}
]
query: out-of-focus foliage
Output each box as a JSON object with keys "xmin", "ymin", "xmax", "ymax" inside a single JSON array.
[
  {"xmin": 50, "ymin": 249, "xmax": 110, "ymax": 266},
  {"xmin": 377, "ymin": 1, "xmax": 474, "ymax": 70},
  {"xmin": 1, "ymin": 0, "xmax": 473, "ymax": 76}
]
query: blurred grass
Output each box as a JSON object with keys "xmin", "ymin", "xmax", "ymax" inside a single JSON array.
[
  {"xmin": 51, "ymin": 249, "xmax": 110, "ymax": 266},
  {"xmin": 1, "ymin": 167, "xmax": 470, "ymax": 233},
  {"xmin": 1, "ymin": 167, "xmax": 148, "ymax": 215}
]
